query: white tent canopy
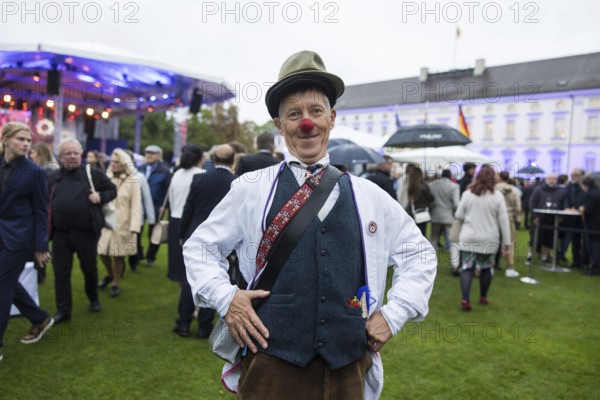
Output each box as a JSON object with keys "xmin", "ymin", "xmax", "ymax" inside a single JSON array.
[
  {"xmin": 388, "ymin": 146, "xmax": 495, "ymax": 167},
  {"xmin": 329, "ymin": 126, "xmax": 386, "ymax": 150},
  {"xmin": 0, "ymin": 41, "xmax": 235, "ymax": 91}
]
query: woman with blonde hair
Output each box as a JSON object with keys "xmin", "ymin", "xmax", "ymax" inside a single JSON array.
[
  {"xmin": 97, "ymin": 148, "xmax": 142, "ymax": 297},
  {"xmin": 29, "ymin": 142, "xmax": 59, "ymax": 173},
  {"xmin": 454, "ymin": 164, "xmax": 511, "ymax": 311}
]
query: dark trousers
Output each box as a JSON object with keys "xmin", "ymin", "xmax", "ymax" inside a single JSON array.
[
  {"xmin": 416, "ymin": 222, "xmax": 427, "ymax": 236},
  {"xmin": 237, "ymin": 352, "xmax": 372, "ymax": 400},
  {"xmin": 176, "ymin": 278, "xmax": 214, "ymax": 334},
  {"xmin": 146, "ymin": 223, "xmax": 160, "ymax": 262},
  {"xmin": 589, "ymin": 238, "xmax": 600, "ymax": 272},
  {"xmin": 571, "ymin": 220, "xmax": 589, "ymax": 266},
  {"xmin": 128, "ymin": 224, "xmax": 145, "ymax": 269},
  {"xmin": 52, "ymin": 229, "xmax": 100, "ymax": 316},
  {"xmin": 0, "ymin": 248, "xmax": 48, "ymax": 347}
]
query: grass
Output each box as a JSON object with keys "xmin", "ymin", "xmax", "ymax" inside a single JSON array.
[{"xmin": 2, "ymin": 228, "xmax": 599, "ymax": 399}]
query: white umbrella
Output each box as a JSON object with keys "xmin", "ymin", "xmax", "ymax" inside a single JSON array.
[
  {"xmin": 388, "ymin": 146, "xmax": 495, "ymax": 166},
  {"xmin": 329, "ymin": 126, "xmax": 386, "ymax": 150}
]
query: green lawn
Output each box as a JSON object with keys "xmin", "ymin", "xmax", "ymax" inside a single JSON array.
[{"xmin": 2, "ymin": 228, "xmax": 599, "ymax": 399}]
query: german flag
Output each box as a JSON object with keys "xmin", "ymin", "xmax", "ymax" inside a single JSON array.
[{"xmin": 458, "ymin": 105, "xmax": 470, "ymax": 138}]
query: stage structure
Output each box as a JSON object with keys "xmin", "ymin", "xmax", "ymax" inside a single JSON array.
[{"xmin": 0, "ymin": 42, "xmax": 235, "ymax": 156}]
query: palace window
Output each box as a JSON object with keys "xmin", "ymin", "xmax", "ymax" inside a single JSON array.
[
  {"xmin": 529, "ymin": 119, "xmax": 539, "ymax": 138},
  {"xmin": 588, "ymin": 115, "xmax": 599, "ymax": 137},
  {"xmin": 505, "ymin": 120, "xmax": 515, "ymax": 139},
  {"xmin": 552, "ymin": 157, "xmax": 561, "ymax": 173},
  {"xmin": 480, "ymin": 120, "xmax": 491, "ymax": 140},
  {"xmin": 554, "ymin": 117, "xmax": 566, "ymax": 138},
  {"xmin": 584, "ymin": 152, "xmax": 596, "ymax": 172}
]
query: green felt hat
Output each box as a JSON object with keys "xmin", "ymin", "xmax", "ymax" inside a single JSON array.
[{"xmin": 265, "ymin": 50, "xmax": 345, "ymax": 118}]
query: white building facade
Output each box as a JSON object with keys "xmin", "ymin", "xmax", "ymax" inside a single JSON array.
[{"xmin": 335, "ymin": 53, "xmax": 600, "ymax": 176}]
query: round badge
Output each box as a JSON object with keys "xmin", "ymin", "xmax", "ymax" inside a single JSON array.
[{"xmin": 368, "ymin": 221, "xmax": 377, "ymax": 234}]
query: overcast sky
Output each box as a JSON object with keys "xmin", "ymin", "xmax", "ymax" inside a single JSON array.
[{"xmin": 2, "ymin": 0, "xmax": 600, "ymax": 124}]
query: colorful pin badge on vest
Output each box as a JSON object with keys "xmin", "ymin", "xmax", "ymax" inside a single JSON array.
[{"xmin": 367, "ymin": 221, "xmax": 377, "ymax": 235}]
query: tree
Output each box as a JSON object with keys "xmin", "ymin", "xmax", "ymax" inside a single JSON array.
[
  {"xmin": 118, "ymin": 112, "xmax": 173, "ymax": 159},
  {"xmin": 185, "ymin": 109, "xmax": 219, "ymax": 150},
  {"xmin": 116, "ymin": 102, "xmax": 263, "ymax": 158}
]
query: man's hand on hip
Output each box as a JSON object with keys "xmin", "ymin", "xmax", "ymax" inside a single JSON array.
[
  {"xmin": 225, "ymin": 289, "xmax": 271, "ymax": 353},
  {"xmin": 365, "ymin": 311, "xmax": 392, "ymax": 353}
]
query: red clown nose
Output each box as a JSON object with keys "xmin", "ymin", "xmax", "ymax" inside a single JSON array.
[{"xmin": 299, "ymin": 118, "xmax": 315, "ymax": 133}]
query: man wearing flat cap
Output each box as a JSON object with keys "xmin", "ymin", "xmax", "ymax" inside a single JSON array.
[
  {"xmin": 140, "ymin": 145, "xmax": 170, "ymax": 267},
  {"xmin": 184, "ymin": 51, "xmax": 436, "ymax": 399}
]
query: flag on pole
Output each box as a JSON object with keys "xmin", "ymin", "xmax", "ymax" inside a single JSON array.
[
  {"xmin": 458, "ymin": 105, "xmax": 470, "ymax": 138},
  {"xmin": 395, "ymin": 110, "xmax": 402, "ymax": 129}
]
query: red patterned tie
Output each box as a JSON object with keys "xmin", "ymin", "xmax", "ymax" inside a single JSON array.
[{"xmin": 255, "ymin": 167, "xmax": 328, "ymax": 273}]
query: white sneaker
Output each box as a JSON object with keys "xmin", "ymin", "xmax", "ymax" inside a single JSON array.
[{"xmin": 505, "ymin": 269, "xmax": 520, "ymax": 278}]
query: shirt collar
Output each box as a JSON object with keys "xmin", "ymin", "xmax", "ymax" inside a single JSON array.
[
  {"xmin": 2, "ymin": 155, "xmax": 25, "ymax": 168},
  {"xmin": 286, "ymin": 154, "xmax": 330, "ymax": 172}
]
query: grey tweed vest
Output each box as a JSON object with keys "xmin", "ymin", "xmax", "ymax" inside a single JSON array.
[{"xmin": 257, "ymin": 166, "xmax": 366, "ymax": 370}]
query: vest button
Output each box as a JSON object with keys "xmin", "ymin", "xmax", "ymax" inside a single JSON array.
[
  {"xmin": 320, "ymin": 226, "xmax": 327, "ymax": 234},
  {"xmin": 320, "ymin": 249, "xmax": 327, "ymax": 256},
  {"xmin": 320, "ymin": 319, "xmax": 325, "ymax": 325},
  {"xmin": 321, "ymin": 296, "xmax": 326, "ymax": 303},
  {"xmin": 317, "ymin": 342, "xmax": 325, "ymax": 349}
]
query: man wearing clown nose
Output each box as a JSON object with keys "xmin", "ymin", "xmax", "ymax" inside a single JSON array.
[{"xmin": 183, "ymin": 50, "xmax": 436, "ymax": 399}]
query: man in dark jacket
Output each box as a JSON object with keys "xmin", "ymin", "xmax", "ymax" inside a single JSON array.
[
  {"xmin": 177, "ymin": 144, "xmax": 236, "ymax": 338},
  {"xmin": 580, "ymin": 176, "xmax": 600, "ymax": 275},
  {"xmin": 457, "ymin": 162, "xmax": 476, "ymax": 196},
  {"xmin": 528, "ymin": 173, "xmax": 567, "ymax": 264},
  {"xmin": 141, "ymin": 145, "xmax": 171, "ymax": 267},
  {"xmin": 235, "ymin": 132, "xmax": 280, "ymax": 176},
  {"xmin": 1, "ymin": 123, "xmax": 54, "ymax": 361},
  {"xmin": 521, "ymin": 179, "xmax": 537, "ymax": 229},
  {"xmin": 49, "ymin": 138, "xmax": 117, "ymax": 323},
  {"xmin": 564, "ymin": 168, "xmax": 589, "ymax": 268},
  {"xmin": 367, "ymin": 156, "xmax": 397, "ymax": 200}
]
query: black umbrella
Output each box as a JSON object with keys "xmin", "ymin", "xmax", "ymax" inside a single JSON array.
[
  {"xmin": 384, "ymin": 124, "xmax": 471, "ymax": 148},
  {"xmin": 327, "ymin": 138, "xmax": 354, "ymax": 148},
  {"xmin": 328, "ymin": 143, "xmax": 386, "ymax": 166},
  {"xmin": 517, "ymin": 163, "xmax": 545, "ymax": 175}
]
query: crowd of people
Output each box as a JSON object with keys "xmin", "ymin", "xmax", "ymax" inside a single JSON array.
[
  {"xmin": 365, "ymin": 159, "xmax": 599, "ymax": 278},
  {"xmin": 0, "ymin": 121, "xmax": 293, "ymax": 362},
  {"xmin": 1, "ymin": 50, "xmax": 598, "ymax": 399}
]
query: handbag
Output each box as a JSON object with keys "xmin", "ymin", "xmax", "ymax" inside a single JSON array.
[
  {"xmin": 449, "ymin": 219, "xmax": 464, "ymax": 243},
  {"xmin": 209, "ymin": 166, "xmax": 343, "ymax": 364},
  {"xmin": 86, "ymin": 165, "xmax": 116, "ymax": 230},
  {"xmin": 150, "ymin": 220, "xmax": 169, "ymax": 245},
  {"xmin": 411, "ymin": 201, "xmax": 431, "ymax": 224},
  {"xmin": 150, "ymin": 182, "xmax": 171, "ymax": 245}
]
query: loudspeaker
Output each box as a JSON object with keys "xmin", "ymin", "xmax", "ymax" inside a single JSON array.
[
  {"xmin": 189, "ymin": 89, "xmax": 202, "ymax": 114},
  {"xmin": 47, "ymin": 70, "xmax": 60, "ymax": 95}
]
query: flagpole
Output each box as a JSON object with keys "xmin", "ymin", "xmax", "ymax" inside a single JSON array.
[{"xmin": 453, "ymin": 25, "xmax": 460, "ymax": 70}]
